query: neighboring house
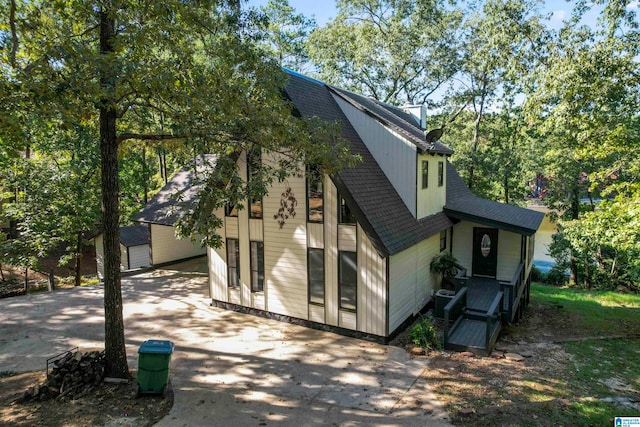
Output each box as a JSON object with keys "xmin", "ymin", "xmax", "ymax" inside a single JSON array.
[
  {"xmin": 206, "ymin": 70, "xmax": 544, "ymax": 355},
  {"xmin": 132, "ymin": 158, "xmax": 211, "ymax": 266},
  {"xmin": 95, "ymin": 224, "xmax": 150, "ymax": 278}
]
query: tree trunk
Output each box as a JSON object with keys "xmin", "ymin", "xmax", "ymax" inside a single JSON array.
[
  {"xmin": 568, "ymin": 185, "xmax": 580, "ymax": 285},
  {"xmin": 142, "ymin": 145, "xmax": 148, "ymax": 204},
  {"xmin": 100, "ymin": 4, "xmax": 129, "ymax": 379},
  {"xmin": 23, "ymin": 267, "xmax": 28, "ymax": 293},
  {"xmin": 74, "ymin": 231, "xmax": 82, "ymax": 287}
]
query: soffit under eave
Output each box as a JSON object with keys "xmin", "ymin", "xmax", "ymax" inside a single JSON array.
[{"xmin": 443, "ymin": 208, "xmax": 538, "ymax": 237}]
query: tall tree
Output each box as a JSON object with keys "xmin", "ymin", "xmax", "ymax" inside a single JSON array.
[
  {"xmin": 527, "ymin": 0, "xmax": 640, "ymax": 287},
  {"xmin": 445, "ymin": 0, "xmax": 548, "ymax": 192},
  {"xmin": 308, "ymin": 0, "xmax": 462, "ymax": 106},
  {"xmin": 258, "ymin": 0, "xmax": 317, "ymax": 71},
  {"xmin": 1, "ymin": 0, "xmax": 353, "ymax": 378}
]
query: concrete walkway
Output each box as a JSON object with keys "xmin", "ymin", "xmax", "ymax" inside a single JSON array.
[{"xmin": 0, "ymin": 258, "xmax": 451, "ymax": 426}]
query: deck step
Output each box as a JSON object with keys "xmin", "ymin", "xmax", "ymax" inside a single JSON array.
[{"xmin": 445, "ymin": 316, "xmax": 502, "ymax": 356}]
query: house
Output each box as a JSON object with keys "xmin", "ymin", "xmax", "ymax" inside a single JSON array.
[
  {"xmin": 207, "ymin": 70, "xmax": 545, "ymax": 354},
  {"xmin": 132, "ymin": 158, "xmax": 212, "ymax": 266},
  {"xmin": 95, "ymin": 224, "xmax": 150, "ymax": 278}
]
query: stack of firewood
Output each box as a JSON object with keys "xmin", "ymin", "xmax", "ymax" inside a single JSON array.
[{"xmin": 21, "ymin": 350, "xmax": 105, "ymax": 402}]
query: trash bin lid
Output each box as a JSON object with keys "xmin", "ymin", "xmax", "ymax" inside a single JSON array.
[{"xmin": 139, "ymin": 339, "xmax": 174, "ymax": 354}]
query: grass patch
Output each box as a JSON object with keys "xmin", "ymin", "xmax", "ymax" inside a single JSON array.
[
  {"xmin": 565, "ymin": 338, "xmax": 640, "ymax": 397},
  {"xmin": 427, "ymin": 284, "xmax": 640, "ymax": 426},
  {"xmin": 531, "ymin": 283, "xmax": 640, "ymax": 336}
]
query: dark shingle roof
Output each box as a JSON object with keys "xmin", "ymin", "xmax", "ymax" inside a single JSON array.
[
  {"xmin": 119, "ymin": 225, "xmax": 149, "ymax": 247},
  {"xmin": 328, "ymin": 86, "xmax": 454, "ymax": 156},
  {"xmin": 133, "ymin": 155, "xmax": 216, "ymax": 226},
  {"xmin": 284, "ymin": 70, "xmax": 452, "ymax": 256},
  {"xmin": 445, "ymin": 162, "xmax": 544, "ymax": 236}
]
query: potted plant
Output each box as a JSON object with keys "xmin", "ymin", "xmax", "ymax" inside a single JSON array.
[
  {"xmin": 430, "ymin": 253, "xmax": 459, "ymax": 319},
  {"xmin": 430, "ymin": 252, "xmax": 459, "ymax": 290}
]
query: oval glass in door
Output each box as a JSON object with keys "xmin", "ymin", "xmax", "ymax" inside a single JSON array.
[{"xmin": 481, "ymin": 234, "xmax": 491, "ymax": 257}]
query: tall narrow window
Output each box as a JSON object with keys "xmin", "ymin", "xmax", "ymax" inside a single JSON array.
[
  {"xmin": 421, "ymin": 160, "xmax": 429, "ymax": 189},
  {"xmin": 339, "ymin": 251, "xmax": 357, "ymax": 311},
  {"xmin": 438, "ymin": 161, "xmax": 444, "ymax": 187},
  {"xmin": 226, "ymin": 238, "xmax": 240, "ymax": 288},
  {"xmin": 306, "ymin": 165, "xmax": 324, "ymax": 222},
  {"xmin": 250, "ymin": 241, "xmax": 264, "ymax": 292},
  {"xmin": 247, "ymin": 147, "xmax": 262, "ymax": 219},
  {"xmin": 338, "ymin": 195, "xmax": 355, "ymax": 224},
  {"xmin": 440, "ymin": 230, "xmax": 447, "ymax": 252},
  {"xmin": 308, "ymin": 248, "xmax": 325, "ymax": 305}
]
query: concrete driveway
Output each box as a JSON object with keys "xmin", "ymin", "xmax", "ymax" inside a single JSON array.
[{"xmin": 0, "ymin": 258, "xmax": 450, "ymax": 426}]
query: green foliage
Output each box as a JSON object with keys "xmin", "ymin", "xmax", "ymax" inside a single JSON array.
[
  {"xmin": 258, "ymin": 0, "xmax": 317, "ymax": 71},
  {"xmin": 530, "ymin": 283, "xmax": 640, "ymax": 335},
  {"xmin": 308, "ymin": 0, "xmax": 461, "ymax": 105},
  {"xmin": 430, "ymin": 252, "xmax": 459, "ymax": 289},
  {"xmin": 408, "ymin": 317, "xmax": 441, "ymax": 351}
]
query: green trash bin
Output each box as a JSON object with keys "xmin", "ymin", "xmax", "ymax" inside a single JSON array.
[{"xmin": 137, "ymin": 339, "xmax": 174, "ymax": 395}]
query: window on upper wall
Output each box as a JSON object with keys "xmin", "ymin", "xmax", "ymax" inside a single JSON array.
[
  {"xmin": 339, "ymin": 251, "xmax": 357, "ymax": 311},
  {"xmin": 247, "ymin": 147, "xmax": 262, "ymax": 219},
  {"xmin": 308, "ymin": 248, "xmax": 325, "ymax": 305},
  {"xmin": 250, "ymin": 241, "xmax": 264, "ymax": 292},
  {"xmin": 226, "ymin": 238, "xmax": 240, "ymax": 288},
  {"xmin": 306, "ymin": 165, "xmax": 324, "ymax": 222},
  {"xmin": 440, "ymin": 230, "xmax": 447, "ymax": 252},
  {"xmin": 338, "ymin": 195, "xmax": 355, "ymax": 225},
  {"xmin": 421, "ymin": 160, "xmax": 429, "ymax": 189},
  {"xmin": 225, "ymin": 203, "xmax": 238, "ymax": 217},
  {"xmin": 438, "ymin": 161, "xmax": 444, "ymax": 187}
]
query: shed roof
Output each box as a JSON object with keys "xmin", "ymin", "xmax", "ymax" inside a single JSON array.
[
  {"xmin": 118, "ymin": 225, "xmax": 149, "ymax": 247},
  {"xmin": 133, "ymin": 155, "xmax": 216, "ymax": 226}
]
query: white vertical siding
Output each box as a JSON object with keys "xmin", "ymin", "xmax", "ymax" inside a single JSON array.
[
  {"xmin": 498, "ymin": 231, "xmax": 522, "ymax": 281},
  {"xmin": 338, "ymin": 225, "xmax": 357, "ymax": 251},
  {"xmin": 356, "ymin": 224, "xmax": 387, "ymax": 336},
  {"xmin": 309, "ymin": 304, "xmax": 325, "ymax": 324},
  {"xmin": 416, "ymin": 154, "xmax": 447, "ymax": 219},
  {"xmin": 225, "ymin": 217, "xmax": 239, "ymax": 239},
  {"xmin": 208, "ymin": 208, "xmax": 228, "ymax": 302},
  {"xmin": 95, "ymin": 235, "xmax": 135, "ymax": 278},
  {"xmin": 332, "ymin": 95, "xmax": 417, "ymax": 217},
  {"xmin": 95, "ymin": 235, "xmax": 105, "ymax": 279},
  {"xmin": 208, "ymin": 246, "xmax": 227, "ymax": 302},
  {"xmin": 149, "ymin": 224, "xmax": 206, "ymax": 265},
  {"xmin": 307, "ymin": 223, "xmax": 324, "ymax": 249},
  {"xmin": 263, "ymin": 155, "xmax": 308, "ymax": 320},
  {"xmin": 237, "ymin": 151, "xmax": 252, "ymax": 307},
  {"xmin": 388, "ymin": 235, "xmax": 440, "ymax": 333},
  {"xmin": 128, "ymin": 245, "xmax": 150, "ymax": 269},
  {"xmin": 249, "ymin": 219, "xmax": 263, "ymax": 241},
  {"xmin": 451, "ymin": 222, "xmax": 473, "ymax": 274},
  {"xmin": 339, "ymin": 310, "xmax": 357, "ymax": 330},
  {"xmin": 324, "ymin": 178, "xmax": 339, "ymax": 326}
]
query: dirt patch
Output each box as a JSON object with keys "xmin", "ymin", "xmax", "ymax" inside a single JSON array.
[
  {"xmin": 0, "ymin": 370, "xmax": 172, "ymax": 427},
  {"xmin": 397, "ymin": 301, "xmax": 639, "ymax": 426}
]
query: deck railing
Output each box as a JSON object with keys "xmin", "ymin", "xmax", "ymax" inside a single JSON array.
[
  {"xmin": 499, "ymin": 261, "xmax": 527, "ymax": 322},
  {"xmin": 443, "ymin": 287, "xmax": 467, "ymax": 347},
  {"xmin": 453, "ymin": 264, "xmax": 468, "ymax": 292},
  {"xmin": 484, "ymin": 291, "xmax": 504, "ymax": 349}
]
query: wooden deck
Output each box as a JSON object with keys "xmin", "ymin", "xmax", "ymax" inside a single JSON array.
[
  {"xmin": 446, "ymin": 318, "xmax": 501, "ymax": 355},
  {"xmin": 444, "ymin": 272, "xmax": 529, "ymax": 355},
  {"xmin": 465, "ymin": 277, "xmax": 501, "ymax": 312}
]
